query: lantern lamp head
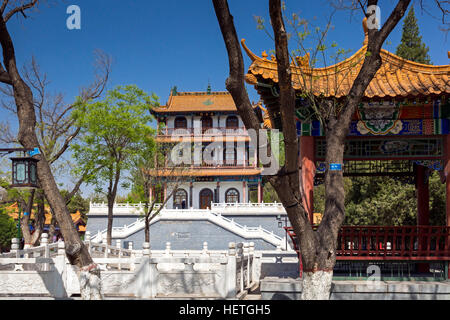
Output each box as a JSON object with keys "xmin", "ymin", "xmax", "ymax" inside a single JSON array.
[{"xmin": 10, "ymin": 156, "xmax": 39, "ymax": 189}]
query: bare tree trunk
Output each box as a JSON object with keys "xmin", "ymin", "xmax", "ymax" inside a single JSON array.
[
  {"xmin": 144, "ymin": 217, "xmax": 150, "ymax": 243},
  {"xmin": 213, "ymin": 0, "xmax": 411, "ymax": 299},
  {"xmin": 19, "ymin": 189, "xmax": 35, "ymax": 248},
  {"xmin": 30, "ymin": 190, "xmax": 46, "ymax": 246},
  {"xmin": 0, "ymin": 14, "xmax": 102, "ymax": 300},
  {"xmin": 48, "ymin": 215, "xmax": 57, "ymax": 243}
]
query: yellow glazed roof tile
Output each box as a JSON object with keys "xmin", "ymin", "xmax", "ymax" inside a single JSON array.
[
  {"xmin": 153, "ymin": 91, "xmax": 238, "ymax": 113},
  {"xmin": 242, "ymin": 34, "xmax": 450, "ymax": 99}
]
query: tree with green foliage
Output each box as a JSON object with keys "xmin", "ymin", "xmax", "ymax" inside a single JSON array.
[
  {"xmin": 395, "ymin": 6, "xmax": 431, "ymax": 64},
  {"xmin": 0, "ymin": 208, "xmax": 16, "ymax": 252},
  {"xmin": 72, "ymin": 85, "xmax": 157, "ymax": 245},
  {"xmin": 313, "ymin": 170, "xmax": 446, "ymax": 226}
]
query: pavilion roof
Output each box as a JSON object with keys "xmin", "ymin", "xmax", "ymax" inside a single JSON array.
[{"xmin": 242, "ymin": 22, "xmax": 450, "ymax": 100}]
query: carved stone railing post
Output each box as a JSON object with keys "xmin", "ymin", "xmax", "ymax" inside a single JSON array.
[
  {"xmin": 116, "ymin": 240, "xmax": 122, "ymax": 271},
  {"xmin": 237, "ymin": 243, "xmax": 244, "ymax": 293},
  {"xmin": 202, "ymin": 242, "xmax": 208, "ymax": 256},
  {"xmin": 249, "ymin": 242, "xmax": 256, "ymax": 285},
  {"xmin": 85, "ymin": 231, "xmax": 91, "ymax": 255},
  {"xmin": 164, "ymin": 242, "xmax": 171, "ymax": 256},
  {"xmin": 40, "ymin": 233, "xmax": 49, "ymax": 271},
  {"xmin": 244, "ymin": 242, "xmax": 250, "ymax": 289},
  {"xmin": 103, "ymin": 235, "xmax": 108, "ymax": 258},
  {"xmin": 142, "ymin": 242, "xmax": 150, "ymax": 258},
  {"xmin": 54, "ymin": 241, "xmax": 68, "ymax": 298},
  {"xmin": 11, "ymin": 238, "xmax": 19, "ymax": 258},
  {"xmin": 225, "ymin": 242, "xmax": 237, "ymax": 298},
  {"xmin": 129, "ymin": 242, "xmax": 135, "ymax": 271},
  {"xmin": 135, "ymin": 242, "xmax": 153, "ymax": 299}
]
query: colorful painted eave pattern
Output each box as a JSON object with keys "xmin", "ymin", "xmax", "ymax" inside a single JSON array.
[
  {"xmin": 297, "ymin": 99, "xmax": 450, "ymax": 136},
  {"xmin": 242, "ymin": 39, "xmax": 450, "ymax": 99},
  {"xmin": 298, "ymin": 119, "xmax": 450, "ymax": 137}
]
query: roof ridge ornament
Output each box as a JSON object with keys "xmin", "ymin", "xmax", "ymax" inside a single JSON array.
[
  {"xmin": 241, "ymin": 39, "xmax": 259, "ymax": 62},
  {"xmin": 261, "ymin": 50, "xmax": 268, "ymax": 60}
]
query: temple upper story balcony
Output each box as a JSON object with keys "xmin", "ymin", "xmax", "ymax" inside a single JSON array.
[
  {"xmin": 157, "ymin": 126, "xmax": 248, "ymax": 137},
  {"xmin": 166, "ymin": 159, "xmax": 257, "ymax": 169}
]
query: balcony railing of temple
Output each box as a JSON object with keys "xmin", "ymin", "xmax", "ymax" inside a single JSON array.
[
  {"xmin": 166, "ymin": 160, "xmax": 257, "ymax": 168},
  {"xmin": 285, "ymin": 226, "xmax": 450, "ymax": 260},
  {"xmin": 158, "ymin": 127, "xmax": 248, "ymax": 136}
]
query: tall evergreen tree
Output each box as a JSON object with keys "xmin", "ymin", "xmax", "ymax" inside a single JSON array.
[{"xmin": 395, "ymin": 7, "xmax": 432, "ymax": 64}]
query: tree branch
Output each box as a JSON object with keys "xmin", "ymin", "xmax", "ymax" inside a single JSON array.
[
  {"xmin": 212, "ymin": 0, "xmax": 261, "ymax": 132},
  {"xmin": 4, "ymin": 0, "xmax": 38, "ymax": 22}
]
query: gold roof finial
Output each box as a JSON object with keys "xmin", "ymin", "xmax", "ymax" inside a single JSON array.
[
  {"xmin": 261, "ymin": 50, "xmax": 268, "ymax": 60},
  {"xmin": 363, "ymin": 17, "xmax": 368, "ymax": 46}
]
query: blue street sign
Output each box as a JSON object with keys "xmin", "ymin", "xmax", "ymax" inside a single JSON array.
[
  {"xmin": 28, "ymin": 148, "xmax": 41, "ymax": 157},
  {"xmin": 329, "ymin": 163, "xmax": 342, "ymax": 171}
]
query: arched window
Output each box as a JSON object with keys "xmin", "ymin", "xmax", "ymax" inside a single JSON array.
[
  {"xmin": 201, "ymin": 116, "xmax": 213, "ymax": 133},
  {"xmin": 226, "ymin": 116, "xmax": 239, "ymax": 129},
  {"xmin": 225, "ymin": 188, "xmax": 240, "ymax": 203},
  {"xmin": 174, "ymin": 116, "xmax": 187, "ymax": 129},
  {"xmin": 173, "ymin": 188, "xmax": 188, "ymax": 209}
]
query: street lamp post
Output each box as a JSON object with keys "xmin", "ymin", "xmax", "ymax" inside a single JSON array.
[
  {"xmin": 0, "ymin": 148, "xmax": 40, "ymax": 189},
  {"xmin": 0, "ymin": 147, "xmax": 40, "ymax": 246}
]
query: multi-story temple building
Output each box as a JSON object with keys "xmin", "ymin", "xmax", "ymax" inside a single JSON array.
[
  {"xmin": 149, "ymin": 87, "xmax": 265, "ymax": 209},
  {"xmin": 85, "ymin": 88, "xmax": 292, "ymax": 251}
]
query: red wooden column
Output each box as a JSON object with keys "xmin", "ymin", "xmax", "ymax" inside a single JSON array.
[
  {"xmin": 149, "ymin": 185, "xmax": 153, "ymax": 203},
  {"xmin": 416, "ymin": 164, "xmax": 430, "ymax": 273},
  {"xmin": 163, "ymin": 182, "xmax": 167, "ymax": 202},
  {"xmin": 444, "ymin": 134, "xmax": 450, "ymax": 279},
  {"xmin": 257, "ymin": 180, "xmax": 262, "ymax": 203},
  {"xmin": 300, "ymin": 136, "xmax": 315, "ymax": 224},
  {"xmin": 416, "ymin": 165, "xmax": 430, "ymax": 226}
]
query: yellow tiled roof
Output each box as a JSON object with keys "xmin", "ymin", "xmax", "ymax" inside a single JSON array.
[
  {"xmin": 5, "ymin": 203, "xmax": 85, "ymax": 225},
  {"xmin": 153, "ymin": 91, "xmax": 238, "ymax": 113},
  {"xmin": 242, "ymin": 22, "xmax": 450, "ymax": 99}
]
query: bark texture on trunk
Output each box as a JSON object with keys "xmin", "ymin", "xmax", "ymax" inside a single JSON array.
[
  {"xmin": 80, "ymin": 268, "xmax": 103, "ymax": 300},
  {"xmin": 301, "ymin": 271, "xmax": 333, "ymax": 300},
  {"xmin": 106, "ymin": 164, "xmax": 121, "ymax": 246}
]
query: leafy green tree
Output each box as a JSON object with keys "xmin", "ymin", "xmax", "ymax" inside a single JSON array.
[
  {"xmin": 343, "ymin": 176, "xmax": 417, "ymax": 226},
  {"xmin": 314, "ymin": 170, "xmax": 446, "ymax": 226},
  {"xmin": 60, "ymin": 190, "xmax": 90, "ymax": 215},
  {"xmin": 0, "ymin": 208, "xmax": 16, "ymax": 252},
  {"xmin": 395, "ymin": 6, "xmax": 431, "ymax": 64},
  {"xmin": 428, "ymin": 171, "xmax": 447, "ymax": 226},
  {"xmin": 72, "ymin": 85, "xmax": 157, "ymax": 245}
]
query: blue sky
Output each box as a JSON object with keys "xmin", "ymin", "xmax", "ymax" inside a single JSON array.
[{"xmin": 1, "ymin": 0, "xmax": 449, "ymax": 197}]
